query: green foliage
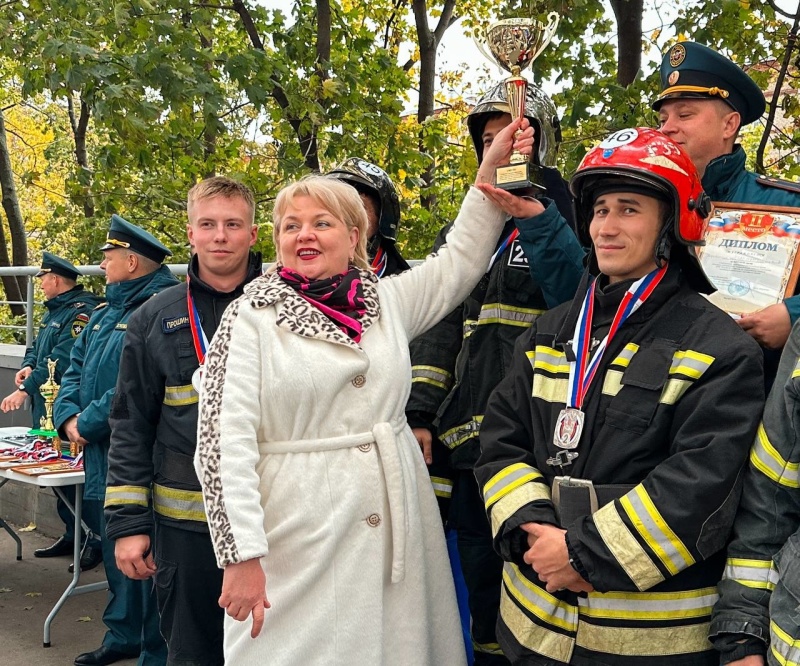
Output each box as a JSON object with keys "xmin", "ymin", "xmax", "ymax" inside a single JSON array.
[{"xmin": 0, "ymin": 0, "xmax": 798, "ymax": 287}]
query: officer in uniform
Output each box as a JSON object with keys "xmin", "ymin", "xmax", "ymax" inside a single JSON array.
[
  {"xmin": 327, "ymin": 157, "xmax": 410, "ymax": 277},
  {"xmin": 405, "ymin": 81, "xmax": 585, "ymax": 664},
  {"xmin": 54, "ymin": 216, "xmax": 178, "ymax": 666},
  {"xmin": 475, "ymin": 127, "xmax": 764, "ymax": 665},
  {"xmin": 105, "ymin": 177, "xmax": 261, "ymax": 666},
  {"xmin": 654, "ymin": 41, "xmax": 800, "ymax": 365},
  {"xmin": 1, "ymin": 252, "xmax": 102, "ymax": 568}
]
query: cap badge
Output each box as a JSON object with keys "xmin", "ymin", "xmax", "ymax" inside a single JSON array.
[
  {"xmin": 668, "ymin": 71, "xmax": 680, "ymax": 86},
  {"xmin": 669, "ymin": 43, "xmax": 686, "ymax": 68}
]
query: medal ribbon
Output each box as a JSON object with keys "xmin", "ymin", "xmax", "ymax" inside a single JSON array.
[
  {"xmin": 371, "ymin": 246, "xmax": 387, "ymax": 278},
  {"xmin": 487, "ymin": 227, "xmax": 520, "ymax": 272},
  {"xmin": 566, "ymin": 263, "xmax": 668, "ymax": 410},
  {"xmin": 186, "ymin": 278, "xmax": 209, "ymax": 366}
]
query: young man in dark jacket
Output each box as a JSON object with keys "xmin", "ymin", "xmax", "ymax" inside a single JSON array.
[{"xmin": 105, "ymin": 177, "xmax": 261, "ymax": 666}]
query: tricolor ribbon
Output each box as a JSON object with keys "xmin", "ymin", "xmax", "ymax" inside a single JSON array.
[
  {"xmin": 372, "ymin": 246, "xmax": 387, "ymax": 278},
  {"xmin": 487, "ymin": 227, "xmax": 520, "ymax": 272},
  {"xmin": 186, "ymin": 278, "xmax": 209, "ymax": 365},
  {"xmin": 566, "ymin": 264, "xmax": 668, "ymax": 410}
]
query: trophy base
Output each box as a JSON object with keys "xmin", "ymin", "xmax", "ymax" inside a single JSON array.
[
  {"xmin": 495, "ymin": 162, "xmax": 546, "ymax": 194},
  {"xmin": 28, "ymin": 428, "xmax": 59, "ymax": 438}
]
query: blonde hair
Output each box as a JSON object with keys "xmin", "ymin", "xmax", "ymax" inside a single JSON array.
[
  {"xmin": 272, "ymin": 176, "xmax": 370, "ymax": 271},
  {"xmin": 187, "ymin": 176, "xmax": 255, "ymax": 225}
]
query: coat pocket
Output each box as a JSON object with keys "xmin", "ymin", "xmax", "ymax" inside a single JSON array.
[{"xmin": 604, "ymin": 341, "xmax": 675, "ymax": 434}]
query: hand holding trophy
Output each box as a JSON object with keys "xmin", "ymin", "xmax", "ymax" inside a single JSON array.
[{"xmin": 475, "ymin": 12, "xmax": 560, "ymax": 192}]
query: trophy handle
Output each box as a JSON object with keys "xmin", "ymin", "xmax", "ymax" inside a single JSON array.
[{"xmin": 531, "ymin": 12, "xmax": 561, "ymax": 62}]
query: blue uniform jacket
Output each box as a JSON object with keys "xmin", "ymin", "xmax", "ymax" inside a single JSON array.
[
  {"xmin": 54, "ymin": 266, "xmax": 179, "ymax": 499},
  {"xmin": 21, "ymin": 286, "xmax": 102, "ymax": 427}
]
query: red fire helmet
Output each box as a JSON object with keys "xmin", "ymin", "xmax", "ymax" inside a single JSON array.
[{"xmin": 569, "ymin": 127, "xmax": 715, "ymax": 293}]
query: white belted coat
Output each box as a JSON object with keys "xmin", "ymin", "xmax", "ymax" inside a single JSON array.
[{"xmin": 195, "ymin": 188, "xmax": 505, "ymax": 665}]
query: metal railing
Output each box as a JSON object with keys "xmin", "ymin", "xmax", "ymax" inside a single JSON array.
[
  {"xmin": 0, "ymin": 264, "xmax": 190, "ymax": 347},
  {"xmin": 0, "ymin": 260, "xmax": 424, "ymax": 346}
]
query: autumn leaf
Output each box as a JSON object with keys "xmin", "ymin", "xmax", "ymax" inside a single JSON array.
[
  {"xmin": 77, "ymin": 616, "xmax": 92, "ymax": 622},
  {"xmin": 18, "ymin": 523, "xmax": 37, "ymax": 532},
  {"xmin": 25, "ymin": 592, "xmax": 42, "ymax": 597}
]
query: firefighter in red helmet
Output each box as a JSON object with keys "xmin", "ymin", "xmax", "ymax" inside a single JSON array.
[{"xmin": 475, "ymin": 127, "xmax": 765, "ymax": 665}]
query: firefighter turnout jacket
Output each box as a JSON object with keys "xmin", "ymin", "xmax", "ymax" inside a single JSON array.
[
  {"xmin": 105, "ymin": 254, "xmax": 261, "ymax": 539},
  {"xmin": 475, "ymin": 263, "xmax": 764, "ymax": 665},
  {"xmin": 407, "ymin": 195, "xmax": 584, "ymax": 475},
  {"xmin": 711, "ymin": 322, "xmax": 800, "ymax": 664}
]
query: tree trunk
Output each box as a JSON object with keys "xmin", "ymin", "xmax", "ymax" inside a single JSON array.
[
  {"xmin": 412, "ymin": 0, "xmax": 457, "ymax": 211},
  {"xmin": 0, "ymin": 108, "xmax": 28, "ymax": 318},
  {"xmin": 610, "ymin": 0, "xmax": 644, "ymax": 86},
  {"xmin": 67, "ymin": 93, "xmax": 95, "ymax": 218}
]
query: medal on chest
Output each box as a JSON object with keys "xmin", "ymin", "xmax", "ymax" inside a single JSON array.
[
  {"xmin": 191, "ymin": 366, "xmax": 204, "ymax": 393},
  {"xmin": 187, "ymin": 279, "xmax": 210, "ymax": 394},
  {"xmin": 552, "ymin": 264, "xmax": 668, "ymax": 466},
  {"xmin": 554, "ymin": 407, "xmax": 584, "ymax": 450}
]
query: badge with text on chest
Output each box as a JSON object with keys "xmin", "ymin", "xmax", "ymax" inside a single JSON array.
[
  {"xmin": 553, "ymin": 264, "xmax": 669, "ymax": 460},
  {"xmin": 187, "ymin": 279, "xmax": 209, "ymax": 393}
]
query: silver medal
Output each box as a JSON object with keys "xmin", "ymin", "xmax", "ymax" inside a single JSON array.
[
  {"xmin": 554, "ymin": 407, "xmax": 584, "ymax": 450},
  {"xmin": 191, "ymin": 366, "xmax": 204, "ymax": 393}
]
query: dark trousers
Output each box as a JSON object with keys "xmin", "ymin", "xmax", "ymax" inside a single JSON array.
[
  {"xmin": 451, "ymin": 471, "xmax": 511, "ymax": 666},
  {"xmin": 85, "ymin": 499, "xmax": 167, "ymax": 666},
  {"xmin": 154, "ymin": 519, "xmax": 224, "ymax": 666}
]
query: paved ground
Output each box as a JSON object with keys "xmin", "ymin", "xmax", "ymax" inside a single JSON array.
[{"xmin": 0, "ymin": 524, "xmax": 138, "ymax": 666}]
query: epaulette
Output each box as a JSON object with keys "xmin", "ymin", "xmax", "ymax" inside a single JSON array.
[
  {"xmin": 755, "ymin": 174, "xmax": 800, "ymax": 195},
  {"xmin": 94, "ymin": 302, "xmax": 109, "ymax": 311}
]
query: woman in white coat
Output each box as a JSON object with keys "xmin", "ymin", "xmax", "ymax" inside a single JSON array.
[{"xmin": 195, "ymin": 118, "xmax": 540, "ymax": 665}]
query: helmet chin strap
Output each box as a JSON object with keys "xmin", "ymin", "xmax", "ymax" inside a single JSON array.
[{"xmin": 653, "ymin": 213, "xmax": 674, "ymax": 267}]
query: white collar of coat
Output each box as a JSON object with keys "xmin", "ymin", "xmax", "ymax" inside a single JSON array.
[{"xmin": 242, "ymin": 268, "xmax": 381, "ymax": 349}]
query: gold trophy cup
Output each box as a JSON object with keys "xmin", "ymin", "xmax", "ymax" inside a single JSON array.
[
  {"xmin": 475, "ymin": 13, "xmax": 560, "ymax": 191},
  {"xmin": 30, "ymin": 358, "xmax": 63, "ymax": 455}
]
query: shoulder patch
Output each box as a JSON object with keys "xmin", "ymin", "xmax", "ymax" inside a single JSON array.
[
  {"xmin": 756, "ymin": 175, "xmax": 800, "ymax": 195},
  {"xmin": 71, "ymin": 315, "xmax": 89, "ymax": 338},
  {"xmin": 162, "ymin": 314, "xmax": 190, "ymax": 334}
]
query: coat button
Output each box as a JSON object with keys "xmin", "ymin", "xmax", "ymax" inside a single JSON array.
[
  {"xmin": 352, "ymin": 374, "xmax": 366, "ymax": 388},
  {"xmin": 366, "ymin": 514, "xmax": 381, "ymax": 527},
  {"xmin": 358, "ymin": 443, "xmax": 372, "ymax": 452}
]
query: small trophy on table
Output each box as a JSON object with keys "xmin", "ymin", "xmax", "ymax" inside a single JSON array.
[
  {"xmin": 475, "ymin": 13, "xmax": 560, "ymax": 192},
  {"xmin": 29, "ymin": 358, "xmax": 65, "ymax": 456}
]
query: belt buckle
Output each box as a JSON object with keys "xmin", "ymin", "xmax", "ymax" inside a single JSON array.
[{"xmin": 551, "ymin": 476, "xmax": 599, "ymax": 515}]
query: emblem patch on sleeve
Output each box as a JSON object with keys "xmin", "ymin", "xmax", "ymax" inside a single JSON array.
[{"xmin": 71, "ymin": 313, "xmax": 90, "ymax": 338}]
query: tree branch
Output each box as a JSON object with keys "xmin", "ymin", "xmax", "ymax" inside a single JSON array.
[
  {"xmin": 756, "ymin": 1, "xmax": 800, "ymax": 173},
  {"xmin": 432, "ymin": 0, "xmax": 457, "ymax": 45},
  {"xmin": 316, "ymin": 0, "xmax": 331, "ymax": 82},
  {"xmin": 230, "ymin": 0, "xmax": 319, "ymax": 170},
  {"xmin": 766, "ymin": 0, "xmax": 796, "ymax": 19}
]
